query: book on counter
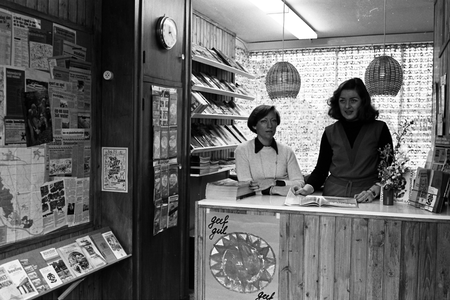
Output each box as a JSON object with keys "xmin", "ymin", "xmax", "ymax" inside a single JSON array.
[
  {"xmin": 205, "ymin": 178, "xmax": 255, "ymax": 200},
  {"xmin": 284, "ymin": 188, "xmax": 358, "ymax": 207}
]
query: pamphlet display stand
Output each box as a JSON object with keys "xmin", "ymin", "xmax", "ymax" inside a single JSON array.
[{"xmin": 0, "ymin": 227, "xmax": 130, "ymax": 300}]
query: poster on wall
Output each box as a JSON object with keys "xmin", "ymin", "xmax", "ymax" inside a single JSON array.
[
  {"xmin": 204, "ymin": 211, "xmax": 280, "ymax": 300},
  {"xmin": 101, "ymin": 147, "xmax": 128, "ymax": 193}
]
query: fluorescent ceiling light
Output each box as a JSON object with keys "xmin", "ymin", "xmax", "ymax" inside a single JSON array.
[{"xmin": 248, "ymin": 0, "xmax": 317, "ymax": 40}]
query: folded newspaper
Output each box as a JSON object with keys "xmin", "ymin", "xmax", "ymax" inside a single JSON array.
[{"xmin": 285, "ymin": 188, "xmax": 358, "ymax": 207}]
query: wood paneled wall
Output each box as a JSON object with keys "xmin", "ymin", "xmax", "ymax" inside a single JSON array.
[
  {"xmin": 3, "ymin": 0, "xmax": 95, "ymax": 28},
  {"xmin": 192, "ymin": 11, "xmax": 236, "ymax": 59}
]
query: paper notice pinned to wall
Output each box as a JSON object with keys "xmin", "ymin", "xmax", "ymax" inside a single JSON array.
[{"xmin": 101, "ymin": 147, "xmax": 128, "ymax": 193}]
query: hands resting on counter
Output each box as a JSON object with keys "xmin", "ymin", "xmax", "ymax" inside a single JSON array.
[
  {"xmin": 249, "ymin": 179, "xmax": 380, "ymax": 202},
  {"xmin": 249, "ymin": 179, "xmax": 291, "ymax": 196},
  {"xmin": 292, "ymin": 183, "xmax": 381, "ymax": 203}
]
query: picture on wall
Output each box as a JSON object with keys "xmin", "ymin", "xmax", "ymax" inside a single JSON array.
[{"xmin": 101, "ymin": 147, "xmax": 128, "ymax": 193}]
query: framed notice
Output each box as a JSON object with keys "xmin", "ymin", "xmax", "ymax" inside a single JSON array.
[{"xmin": 101, "ymin": 147, "xmax": 128, "ymax": 193}]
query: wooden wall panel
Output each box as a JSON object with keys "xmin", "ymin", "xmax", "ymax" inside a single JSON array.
[
  {"xmin": 304, "ymin": 215, "xmax": 319, "ymax": 299},
  {"xmin": 351, "ymin": 218, "xmax": 368, "ymax": 298},
  {"xmin": 192, "ymin": 11, "xmax": 236, "ymax": 59},
  {"xmin": 366, "ymin": 219, "xmax": 385, "ymax": 299},
  {"xmin": 319, "ymin": 216, "xmax": 335, "ymax": 300},
  {"xmin": 384, "ymin": 221, "xmax": 401, "ymax": 300},
  {"xmin": 4, "ymin": 0, "xmax": 94, "ymax": 28},
  {"xmin": 436, "ymin": 223, "xmax": 450, "ymax": 299},
  {"xmin": 400, "ymin": 221, "xmax": 420, "ymax": 300}
]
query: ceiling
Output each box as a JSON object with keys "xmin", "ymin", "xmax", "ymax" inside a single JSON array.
[{"xmin": 193, "ymin": 0, "xmax": 435, "ymax": 50}]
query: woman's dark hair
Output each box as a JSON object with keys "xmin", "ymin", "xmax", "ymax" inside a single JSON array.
[
  {"xmin": 247, "ymin": 105, "xmax": 281, "ymax": 133},
  {"xmin": 327, "ymin": 77, "xmax": 379, "ymax": 121}
]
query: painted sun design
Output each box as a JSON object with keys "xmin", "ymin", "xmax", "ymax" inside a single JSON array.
[{"xmin": 209, "ymin": 232, "xmax": 276, "ymax": 293}]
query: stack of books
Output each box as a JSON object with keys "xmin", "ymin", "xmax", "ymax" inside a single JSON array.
[
  {"xmin": 209, "ymin": 159, "xmax": 220, "ymax": 173},
  {"xmin": 205, "ymin": 178, "xmax": 254, "ymax": 200},
  {"xmin": 190, "ymin": 156, "xmax": 211, "ymax": 175}
]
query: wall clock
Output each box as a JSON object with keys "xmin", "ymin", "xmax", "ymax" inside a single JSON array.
[{"xmin": 156, "ymin": 16, "xmax": 178, "ymax": 50}]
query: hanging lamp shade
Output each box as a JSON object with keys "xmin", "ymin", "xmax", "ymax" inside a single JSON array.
[
  {"xmin": 265, "ymin": 61, "xmax": 301, "ymax": 100},
  {"xmin": 364, "ymin": 55, "xmax": 403, "ymax": 97}
]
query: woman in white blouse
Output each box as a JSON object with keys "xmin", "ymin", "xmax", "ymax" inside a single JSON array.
[{"xmin": 235, "ymin": 105, "xmax": 305, "ymax": 196}]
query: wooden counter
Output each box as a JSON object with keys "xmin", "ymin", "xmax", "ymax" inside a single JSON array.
[{"xmin": 195, "ymin": 195, "xmax": 450, "ymax": 300}]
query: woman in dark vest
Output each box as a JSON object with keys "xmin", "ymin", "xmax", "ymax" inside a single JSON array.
[{"xmin": 294, "ymin": 78, "xmax": 393, "ymax": 202}]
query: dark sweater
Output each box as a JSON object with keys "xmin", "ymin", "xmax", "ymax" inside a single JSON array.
[{"xmin": 306, "ymin": 119, "xmax": 392, "ymax": 191}]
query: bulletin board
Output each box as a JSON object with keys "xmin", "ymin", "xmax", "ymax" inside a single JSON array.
[{"xmin": 0, "ymin": 7, "xmax": 93, "ymax": 247}]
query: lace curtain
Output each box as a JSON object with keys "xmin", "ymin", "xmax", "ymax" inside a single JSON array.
[{"xmin": 235, "ymin": 43, "xmax": 433, "ymax": 174}]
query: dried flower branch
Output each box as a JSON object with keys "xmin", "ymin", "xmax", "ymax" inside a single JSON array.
[{"xmin": 378, "ymin": 120, "xmax": 414, "ymax": 192}]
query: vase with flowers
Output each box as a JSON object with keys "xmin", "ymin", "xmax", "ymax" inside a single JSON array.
[{"xmin": 377, "ymin": 120, "xmax": 414, "ymax": 205}]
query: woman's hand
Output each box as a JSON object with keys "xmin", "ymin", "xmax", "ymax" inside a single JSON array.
[
  {"xmin": 355, "ymin": 186, "xmax": 379, "ymax": 203},
  {"xmin": 250, "ymin": 179, "xmax": 276, "ymax": 191},
  {"xmin": 293, "ymin": 184, "xmax": 314, "ymax": 196}
]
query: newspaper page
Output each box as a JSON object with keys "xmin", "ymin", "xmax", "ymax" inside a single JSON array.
[
  {"xmin": 0, "ymin": 9, "xmax": 12, "ymax": 66},
  {"xmin": 49, "ymin": 87, "xmax": 76, "ymax": 139},
  {"xmin": 69, "ymin": 60, "xmax": 91, "ymax": 112},
  {"xmin": 29, "ymin": 41, "xmax": 53, "ymax": 70},
  {"xmin": 79, "ymin": 177, "xmax": 90, "ymax": 224},
  {"xmin": 64, "ymin": 177, "xmax": 77, "ymax": 226},
  {"xmin": 62, "ymin": 40, "xmax": 87, "ymax": 61},
  {"xmin": 12, "ymin": 12, "xmax": 41, "ymax": 68},
  {"xmin": 102, "ymin": 147, "xmax": 128, "ymax": 193},
  {"xmin": 52, "ymin": 23, "xmax": 76, "ymax": 56},
  {"xmin": 2, "ymin": 66, "xmax": 25, "ymax": 145},
  {"xmin": 48, "ymin": 144, "xmax": 74, "ymax": 178},
  {"xmin": 40, "ymin": 179, "xmax": 68, "ymax": 234}
]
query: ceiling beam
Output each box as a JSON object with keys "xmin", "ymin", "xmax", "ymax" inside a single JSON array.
[{"xmin": 244, "ymin": 32, "xmax": 433, "ymax": 52}]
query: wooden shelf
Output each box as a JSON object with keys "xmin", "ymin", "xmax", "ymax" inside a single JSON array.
[
  {"xmin": 190, "ymin": 165, "xmax": 234, "ymax": 177},
  {"xmin": 192, "ymin": 55, "xmax": 255, "ymax": 79},
  {"xmin": 192, "ymin": 85, "xmax": 255, "ymax": 100},
  {"xmin": 191, "ymin": 113, "xmax": 248, "ymax": 120},
  {"xmin": 191, "ymin": 144, "xmax": 238, "ymax": 154}
]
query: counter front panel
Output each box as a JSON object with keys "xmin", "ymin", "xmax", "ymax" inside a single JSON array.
[{"xmin": 195, "ymin": 195, "xmax": 450, "ymax": 300}]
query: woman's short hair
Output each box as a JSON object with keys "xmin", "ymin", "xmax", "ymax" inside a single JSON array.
[
  {"xmin": 247, "ymin": 105, "xmax": 281, "ymax": 133},
  {"xmin": 327, "ymin": 77, "xmax": 379, "ymax": 121}
]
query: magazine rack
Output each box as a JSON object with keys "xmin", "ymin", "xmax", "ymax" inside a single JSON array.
[{"xmin": 0, "ymin": 227, "xmax": 131, "ymax": 300}]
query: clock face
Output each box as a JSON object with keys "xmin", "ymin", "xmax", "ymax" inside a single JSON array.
[{"xmin": 158, "ymin": 16, "xmax": 177, "ymax": 50}]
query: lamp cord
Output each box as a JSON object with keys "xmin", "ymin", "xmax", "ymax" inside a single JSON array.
[
  {"xmin": 383, "ymin": 0, "xmax": 386, "ymax": 54},
  {"xmin": 282, "ymin": 0, "xmax": 285, "ymax": 62}
]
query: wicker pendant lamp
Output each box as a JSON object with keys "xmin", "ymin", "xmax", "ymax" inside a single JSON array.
[
  {"xmin": 265, "ymin": 0, "xmax": 301, "ymax": 100},
  {"xmin": 364, "ymin": 0, "xmax": 403, "ymax": 96}
]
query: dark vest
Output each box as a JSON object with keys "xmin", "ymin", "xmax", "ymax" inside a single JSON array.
[{"xmin": 323, "ymin": 120, "xmax": 384, "ymax": 197}]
